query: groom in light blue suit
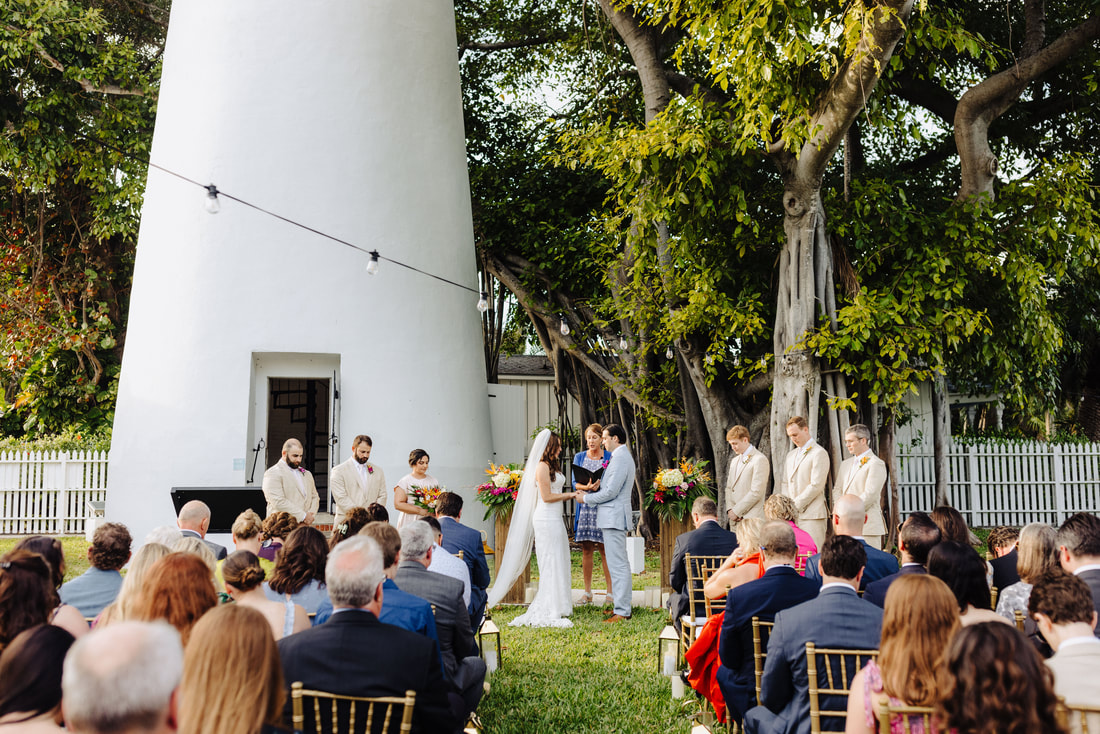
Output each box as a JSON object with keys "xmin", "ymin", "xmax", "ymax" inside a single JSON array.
[{"xmin": 577, "ymin": 423, "xmax": 636, "ymax": 621}]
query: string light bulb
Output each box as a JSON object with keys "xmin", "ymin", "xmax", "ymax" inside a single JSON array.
[
  {"xmin": 760, "ymin": 357, "xmax": 767, "ymax": 369},
  {"xmin": 619, "ymin": 337, "xmax": 628, "ymax": 350},
  {"xmin": 560, "ymin": 318, "xmax": 570, "ymax": 336},
  {"xmin": 477, "ymin": 292, "xmax": 489, "ymax": 313},
  {"xmin": 666, "ymin": 346, "xmax": 674, "ymax": 360},
  {"xmin": 204, "ymin": 184, "xmax": 220, "ymax": 214},
  {"xmin": 366, "ymin": 250, "xmax": 380, "ymax": 275},
  {"xmin": 704, "ymin": 353, "xmax": 715, "ymax": 366}
]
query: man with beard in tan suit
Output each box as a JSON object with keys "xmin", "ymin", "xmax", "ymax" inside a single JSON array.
[
  {"xmin": 782, "ymin": 416, "xmax": 830, "ymax": 550},
  {"xmin": 330, "ymin": 434, "xmax": 388, "ymax": 528},
  {"xmin": 262, "ymin": 438, "xmax": 319, "ymax": 524},
  {"xmin": 725, "ymin": 425, "xmax": 769, "ymax": 531},
  {"xmin": 834, "ymin": 424, "xmax": 888, "ymax": 549}
]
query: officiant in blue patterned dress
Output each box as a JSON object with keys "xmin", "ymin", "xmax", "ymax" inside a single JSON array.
[{"xmin": 572, "ymin": 423, "xmax": 612, "ymax": 605}]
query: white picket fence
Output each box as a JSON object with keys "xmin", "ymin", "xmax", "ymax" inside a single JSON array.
[
  {"xmin": 0, "ymin": 451, "xmax": 109, "ymax": 535},
  {"xmin": 897, "ymin": 441, "xmax": 1100, "ymax": 527}
]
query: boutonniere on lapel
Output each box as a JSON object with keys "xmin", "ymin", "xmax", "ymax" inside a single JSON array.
[
  {"xmin": 601, "ymin": 459, "xmax": 610, "ymax": 469},
  {"xmin": 802, "ymin": 446, "xmax": 811, "ymax": 456},
  {"xmin": 367, "ymin": 464, "xmax": 374, "ymax": 475},
  {"xmin": 859, "ymin": 456, "xmax": 869, "ymax": 468},
  {"xmin": 741, "ymin": 453, "xmax": 751, "ymax": 465},
  {"xmin": 296, "ymin": 467, "xmax": 306, "ymax": 474}
]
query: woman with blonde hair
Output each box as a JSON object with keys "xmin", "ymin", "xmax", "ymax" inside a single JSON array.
[
  {"xmin": 703, "ymin": 517, "xmax": 766, "ymax": 600},
  {"xmin": 222, "ymin": 551, "xmax": 308, "ymax": 639},
  {"xmin": 845, "ymin": 574, "xmax": 959, "ymax": 733},
  {"xmin": 179, "ymin": 604, "xmax": 287, "ymax": 734},
  {"xmin": 96, "ymin": 542, "xmax": 171, "ymax": 626},
  {"xmin": 763, "ymin": 494, "xmax": 818, "ymax": 571},
  {"xmin": 995, "ymin": 522, "xmax": 1058, "ymax": 621},
  {"xmin": 231, "ymin": 509, "xmax": 264, "ymax": 555}
]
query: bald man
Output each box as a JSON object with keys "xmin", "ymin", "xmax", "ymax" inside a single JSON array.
[
  {"xmin": 176, "ymin": 500, "xmax": 227, "ymax": 560},
  {"xmin": 804, "ymin": 494, "xmax": 899, "ymax": 589},
  {"xmin": 262, "ymin": 438, "xmax": 319, "ymax": 524}
]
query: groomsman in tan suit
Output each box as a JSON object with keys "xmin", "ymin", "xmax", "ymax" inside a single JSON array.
[
  {"xmin": 782, "ymin": 416, "xmax": 830, "ymax": 550},
  {"xmin": 330, "ymin": 434, "xmax": 388, "ymax": 528},
  {"xmin": 724, "ymin": 425, "xmax": 769, "ymax": 530},
  {"xmin": 834, "ymin": 424, "xmax": 888, "ymax": 549},
  {"xmin": 262, "ymin": 438, "xmax": 319, "ymax": 524}
]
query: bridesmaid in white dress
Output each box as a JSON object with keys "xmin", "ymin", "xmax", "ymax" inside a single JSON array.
[{"xmin": 488, "ymin": 430, "xmax": 577, "ymax": 628}]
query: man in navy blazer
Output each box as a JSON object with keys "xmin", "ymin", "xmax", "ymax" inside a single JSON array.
[
  {"xmin": 804, "ymin": 494, "xmax": 898, "ymax": 590},
  {"xmin": 436, "ymin": 491, "xmax": 491, "ymax": 631},
  {"xmin": 744, "ymin": 535, "xmax": 884, "ymax": 734},
  {"xmin": 1056, "ymin": 512, "xmax": 1100, "ymax": 637},
  {"xmin": 669, "ymin": 496, "xmax": 738, "ymax": 630},
  {"xmin": 717, "ymin": 521, "xmax": 819, "ymax": 723},
  {"xmin": 864, "ymin": 511, "xmax": 940, "ymax": 608}
]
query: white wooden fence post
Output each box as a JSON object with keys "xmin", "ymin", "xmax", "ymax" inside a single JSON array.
[
  {"xmin": 968, "ymin": 443, "xmax": 982, "ymax": 527},
  {"xmin": 1051, "ymin": 444, "xmax": 1066, "ymax": 526},
  {"xmin": 57, "ymin": 452, "xmax": 69, "ymax": 536}
]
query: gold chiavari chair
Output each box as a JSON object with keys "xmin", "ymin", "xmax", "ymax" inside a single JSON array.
[
  {"xmin": 291, "ymin": 681, "xmax": 416, "ymax": 734},
  {"xmin": 1059, "ymin": 700, "xmax": 1100, "ymax": 734},
  {"xmin": 990, "ymin": 586, "xmax": 999, "ymax": 610},
  {"xmin": 805, "ymin": 643, "xmax": 879, "ymax": 734},
  {"xmin": 1013, "ymin": 609, "xmax": 1025, "ymax": 632},
  {"xmin": 875, "ymin": 701, "xmax": 937, "ymax": 734},
  {"xmin": 681, "ymin": 553, "xmax": 728, "ymax": 650},
  {"xmin": 751, "ymin": 616, "xmax": 775, "ymax": 706},
  {"xmin": 795, "ymin": 550, "xmax": 813, "ymax": 576}
]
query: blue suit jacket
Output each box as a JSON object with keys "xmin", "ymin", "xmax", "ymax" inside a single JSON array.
[
  {"xmin": 669, "ymin": 521, "xmax": 738, "ymax": 621},
  {"xmin": 716, "ymin": 566, "xmax": 820, "ymax": 721},
  {"xmin": 863, "ymin": 564, "xmax": 926, "ymax": 608},
  {"xmin": 804, "ymin": 539, "xmax": 899, "ymax": 590},
  {"xmin": 581, "ymin": 446, "xmax": 635, "ymax": 530},
  {"xmin": 439, "ymin": 515, "xmax": 490, "ymax": 622},
  {"xmin": 744, "ymin": 586, "xmax": 884, "ymax": 734}
]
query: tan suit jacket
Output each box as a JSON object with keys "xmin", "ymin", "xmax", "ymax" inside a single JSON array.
[
  {"xmin": 329, "ymin": 456, "xmax": 388, "ymax": 526},
  {"xmin": 783, "ymin": 441, "xmax": 830, "ymax": 521},
  {"xmin": 1047, "ymin": 642, "xmax": 1100, "ymax": 734},
  {"xmin": 262, "ymin": 460, "xmax": 319, "ymax": 522},
  {"xmin": 725, "ymin": 447, "xmax": 769, "ymax": 519},
  {"xmin": 834, "ymin": 453, "xmax": 888, "ymax": 536}
]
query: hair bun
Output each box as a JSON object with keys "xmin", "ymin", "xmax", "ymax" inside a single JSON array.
[{"xmin": 240, "ymin": 565, "xmax": 265, "ymax": 588}]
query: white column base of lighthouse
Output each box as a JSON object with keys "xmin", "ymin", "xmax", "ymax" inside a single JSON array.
[{"xmin": 107, "ymin": 0, "xmax": 493, "ymax": 543}]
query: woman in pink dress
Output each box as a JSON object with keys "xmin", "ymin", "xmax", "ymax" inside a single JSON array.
[{"xmin": 764, "ymin": 495, "xmax": 817, "ymax": 574}]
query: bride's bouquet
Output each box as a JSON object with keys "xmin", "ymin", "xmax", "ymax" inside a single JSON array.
[
  {"xmin": 476, "ymin": 462, "xmax": 523, "ymax": 520},
  {"xmin": 647, "ymin": 459, "xmax": 714, "ymax": 521},
  {"xmin": 407, "ymin": 484, "xmax": 444, "ymax": 512}
]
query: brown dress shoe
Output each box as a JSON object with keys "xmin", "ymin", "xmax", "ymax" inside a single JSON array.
[{"xmin": 604, "ymin": 614, "xmax": 632, "ymax": 623}]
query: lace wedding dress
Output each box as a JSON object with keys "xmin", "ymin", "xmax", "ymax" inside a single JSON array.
[{"xmin": 486, "ymin": 429, "xmax": 574, "ymax": 628}]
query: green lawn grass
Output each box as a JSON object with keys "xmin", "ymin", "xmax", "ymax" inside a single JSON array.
[{"xmin": 0, "ymin": 536, "xmax": 91, "ymax": 581}]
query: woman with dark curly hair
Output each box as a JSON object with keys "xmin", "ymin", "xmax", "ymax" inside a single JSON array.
[
  {"xmin": 928, "ymin": 541, "xmax": 1010, "ymax": 627},
  {"xmin": 258, "ymin": 512, "xmax": 298, "ymax": 562},
  {"xmin": 0, "ymin": 624, "xmax": 75, "ymax": 731},
  {"xmin": 223, "ymin": 551, "xmax": 308, "ymax": 639},
  {"xmin": 328, "ymin": 506, "xmax": 371, "ymax": 550},
  {"xmin": 132, "ymin": 552, "xmax": 217, "ymax": 646},
  {"xmin": 0, "ymin": 549, "xmax": 55, "ymax": 652},
  {"xmin": 14, "ymin": 536, "xmax": 88, "ymax": 639},
  {"xmin": 263, "ymin": 526, "xmax": 328, "ymax": 613},
  {"xmin": 935, "ymin": 622, "xmax": 1066, "ymax": 734},
  {"xmin": 364, "ymin": 502, "xmax": 389, "ymax": 523}
]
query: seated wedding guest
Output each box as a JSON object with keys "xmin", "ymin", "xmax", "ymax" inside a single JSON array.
[
  {"xmin": 717, "ymin": 521, "xmax": 818, "ymax": 723},
  {"xmin": 670, "ymin": 496, "xmax": 738, "ymax": 632},
  {"xmin": 14, "ymin": 536, "xmax": 88, "ymax": 638},
  {"xmin": 988, "ymin": 525, "xmax": 1021, "ymax": 591},
  {"xmin": 231, "ymin": 509, "xmax": 264, "ymax": 555},
  {"xmin": 763, "ymin": 495, "xmax": 817, "ymax": 569},
  {"xmin": 0, "ymin": 625, "xmax": 75, "ymax": 732},
  {"xmin": 327, "ymin": 506, "xmax": 371, "ymax": 551},
  {"xmin": 423, "ymin": 516, "xmax": 471, "ymax": 610},
  {"xmin": 1056, "ymin": 512, "xmax": 1100, "ymax": 627},
  {"xmin": 364, "ymin": 502, "xmax": 389, "ymax": 523},
  {"xmin": 96, "ymin": 543, "xmax": 171, "ymax": 627},
  {"xmin": 144, "ymin": 525, "xmax": 182, "ymax": 549},
  {"xmin": 703, "ymin": 517, "xmax": 765, "ymax": 601},
  {"xmin": 176, "ymin": 500, "xmax": 227, "ymax": 561},
  {"xmin": 258, "ymin": 512, "xmax": 298, "ymax": 562},
  {"xmin": 277, "ymin": 536, "xmax": 460, "ymax": 734},
  {"xmin": 396, "ymin": 522, "xmax": 486, "ymax": 720},
  {"xmin": 996, "ymin": 522, "xmax": 1058, "ymax": 621},
  {"xmin": 59, "ymin": 522, "xmax": 131, "ymax": 618},
  {"xmin": 805, "ymin": 495, "xmax": 898, "ymax": 589},
  {"xmin": 179, "ymin": 605, "xmax": 288, "ymax": 734},
  {"xmin": 436, "ymin": 492, "xmax": 490, "ymax": 631},
  {"xmin": 174, "ymin": 535, "xmax": 222, "ymax": 599},
  {"xmin": 928, "ymin": 541, "xmax": 1010, "ymax": 627},
  {"xmin": 864, "ymin": 511, "xmax": 941, "ymax": 608},
  {"xmin": 132, "ymin": 552, "xmax": 217, "ymax": 646},
  {"xmin": 62, "ymin": 621, "xmax": 183, "ymax": 734},
  {"xmin": 263, "ymin": 526, "xmax": 329, "ymax": 614},
  {"xmin": 845, "ymin": 574, "xmax": 959, "ymax": 734},
  {"xmin": 222, "ymin": 551, "xmax": 308, "ymax": 640},
  {"xmin": 743, "ymin": 536, "xmax": 883, "ymax": 734},
  {"xmin": 1029, "ymin": 573, "xmax": 1100, "ymax": 734},
  {"xmin": 935, "ymin": 622, "xmax": 1066, "ymax": 734},
  {"xmin": 931, "ymin": 506, "xmax": 971, "ymax": 545},
  {"xmin": 0, "ymin": 549, "xmax": 55, "ymax": 652}
]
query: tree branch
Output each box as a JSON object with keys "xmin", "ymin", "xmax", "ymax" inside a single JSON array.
[
  {"xmin": 458, "ymin": 35, "xmax": 567, "ymax": 59},
  {"xmin": 5, "ymin": 23, "xmax": 150, "ymax": 97},
  {"xmin": 667, "ymin": 71, "xmax": 731, "ymax": 108}
]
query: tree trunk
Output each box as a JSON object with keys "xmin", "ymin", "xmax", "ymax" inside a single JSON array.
[
  {"xmin": 878, "ymin": 411, "xmax": 900, "ymax": 550},
  {"xmin": 931, "ymin": 373, "xmax": 951, "ymax": 506}
]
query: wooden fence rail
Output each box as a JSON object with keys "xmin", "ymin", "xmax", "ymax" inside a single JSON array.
[{"xmin": 0, "ymin": 451, "xmax": 109, "ymax": 536}]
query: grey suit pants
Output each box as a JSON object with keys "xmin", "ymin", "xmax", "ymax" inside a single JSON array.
[{"xmin": 601, "ymin": 527, "xmax": 632, "ymax": 616}]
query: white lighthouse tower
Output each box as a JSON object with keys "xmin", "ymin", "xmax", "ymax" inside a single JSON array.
[{"xmin": 107, "ymin": 0, "xmax": 493, "ymax": 542}]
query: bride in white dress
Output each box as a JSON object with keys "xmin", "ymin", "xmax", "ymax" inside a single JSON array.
[{"xmin": 486, "ymin": 429, "xmax": 576, "ymax": 627}]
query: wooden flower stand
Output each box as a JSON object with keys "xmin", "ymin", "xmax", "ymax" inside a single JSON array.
[
  {"xmin": 493, "ymin": 510, "xmax": 530, "ymax": 604},
  {"xmin": 659, "ymin": 513, "xmax": 693, "ymax": 593}
]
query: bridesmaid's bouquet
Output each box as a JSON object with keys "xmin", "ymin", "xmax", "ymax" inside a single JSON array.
[
  {"xmin": 408, "ymin": 484, "xmax": 444, "ymax": 512},
  {"xmin": 647, "ymin": 459, "xmax": 714, "ymax": 521},
  {"xmin": 476, "ymin": 462, "xmax": 523, "ymax": 520}
]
